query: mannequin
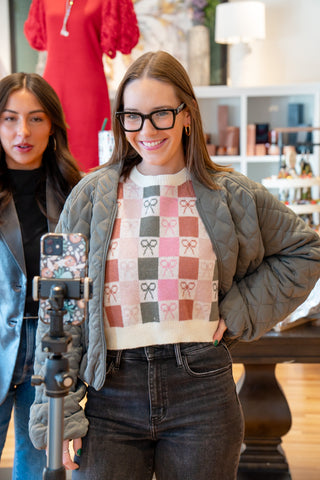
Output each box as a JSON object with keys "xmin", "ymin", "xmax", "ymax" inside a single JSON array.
[{"xmin": 24, "ymin": 0, "xmax": 139, "ymax": 172}]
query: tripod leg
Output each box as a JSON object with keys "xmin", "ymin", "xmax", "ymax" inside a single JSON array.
[{"xmin": 43, "ymin": 397, "xmax": 66, "ymax": 480}]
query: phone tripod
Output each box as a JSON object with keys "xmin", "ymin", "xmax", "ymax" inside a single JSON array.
[{"xmin": 32, "ymin": 277, "xmax": 92, "ymax": 480}]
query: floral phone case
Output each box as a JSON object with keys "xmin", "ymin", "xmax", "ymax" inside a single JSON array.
[{"xmin": 39, "ymin": 233, "xmax": 88, "ymax": 325}]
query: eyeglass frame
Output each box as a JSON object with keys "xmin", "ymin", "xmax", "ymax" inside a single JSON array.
[{"xmin": 115, "ymin": 102, "xmax": 186, "ymax": 132}]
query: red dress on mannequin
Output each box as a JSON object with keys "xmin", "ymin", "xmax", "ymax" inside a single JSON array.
[{"xmin": 24, "ymin": 0, "xmax": 139, "ymax": 172}]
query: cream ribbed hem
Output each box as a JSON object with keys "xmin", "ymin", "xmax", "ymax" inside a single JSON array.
[{"xmin": 105, "ymin": 319, "xmax": 219, "ymax": 350}]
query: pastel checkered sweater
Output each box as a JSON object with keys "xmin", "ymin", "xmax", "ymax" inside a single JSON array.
[{"xmin": 103, "ymin": 167, "xmax": 219, "ymax": 349}]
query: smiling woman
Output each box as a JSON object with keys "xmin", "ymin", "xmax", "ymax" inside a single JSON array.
[{"xmin": 26, "ymin": 51, "xmax": 320, "ymax": 480}]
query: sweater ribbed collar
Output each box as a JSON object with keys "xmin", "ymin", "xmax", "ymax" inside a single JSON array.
[{"xmin": 129, "ymin": 166, "xmax": 189, "ymax": 187}]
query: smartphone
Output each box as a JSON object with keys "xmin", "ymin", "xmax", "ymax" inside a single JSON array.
[{"xmin": 38, "ymin": 233, "xmax": 89, "ymax": 325}]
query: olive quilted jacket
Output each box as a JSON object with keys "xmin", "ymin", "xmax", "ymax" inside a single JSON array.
[{"xmin": 29, "ymin": 163, "xmax": 320, "ymax": 448}]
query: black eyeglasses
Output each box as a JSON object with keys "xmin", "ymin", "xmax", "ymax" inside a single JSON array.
[{"xmin": 116, "ymin": 103, "xmax": 186, "ymax": 132}]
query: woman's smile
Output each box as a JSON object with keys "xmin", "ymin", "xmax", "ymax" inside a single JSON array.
[{"xmin": 139, "ymin": 138, "xmax": 167, "ymax": 149}]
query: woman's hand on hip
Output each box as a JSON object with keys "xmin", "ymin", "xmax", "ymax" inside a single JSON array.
[
  {"xmin": 212, "ymin": 317, "xmax": 227, "ymax": 345},
  {"xmin": 62, "ymin": 437, "xmax": 82, "ymax": 470}
]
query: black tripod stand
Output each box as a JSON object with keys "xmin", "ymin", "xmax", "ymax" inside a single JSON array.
[{"xmin": 32, "ymin": 277, "xmax": 92, "ymax": 480}]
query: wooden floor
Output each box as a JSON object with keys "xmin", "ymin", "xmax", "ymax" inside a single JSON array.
[{"xmin": 1, "ymin": 363, "xmax": 319, "ymax": 479}]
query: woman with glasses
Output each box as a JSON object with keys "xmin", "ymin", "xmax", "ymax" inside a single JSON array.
[{"xmin": 29, "ymin": 51, "xmax": 320, "ymax": 479}]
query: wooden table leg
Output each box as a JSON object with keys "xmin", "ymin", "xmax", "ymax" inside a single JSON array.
[{"xmin": 236, "ymin": 364, "xmax": 292, "ymax": 480}]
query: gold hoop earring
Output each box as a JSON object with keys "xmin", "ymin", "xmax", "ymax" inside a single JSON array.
[
  {"xmin": 185, "ymin": 125, "xmax": 191, "ymax": 136},
  {"xmin": 53, "ymin": 136, "xmax": 57, "ymax": 151}
]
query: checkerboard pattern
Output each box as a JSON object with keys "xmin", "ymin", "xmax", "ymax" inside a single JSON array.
[{"xmin": 104, "ymin": 173, "xmax": 218, "ymax": 346}]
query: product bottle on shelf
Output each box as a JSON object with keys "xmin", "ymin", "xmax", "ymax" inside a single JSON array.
[{"xmin": 300, "ymin": 148, "xmax": 313, "ymax": 201}]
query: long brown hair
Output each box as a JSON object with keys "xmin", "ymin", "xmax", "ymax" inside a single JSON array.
[
  {"xmin": 109, "ymin": 50, "xmax": 232, "ymax": 188},
  {"xmin": 0, "ymin": 72, "xmax": 81, "ymax": 217}
]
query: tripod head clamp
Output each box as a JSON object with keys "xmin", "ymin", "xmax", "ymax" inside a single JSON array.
[{"xmin": 33, "ymin": 276, "xmax": 93, "ymax": 303}]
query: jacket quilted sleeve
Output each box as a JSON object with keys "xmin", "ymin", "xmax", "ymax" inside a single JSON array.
[
  {"xmin": 29, "ymin": 319, "xmax": 89, "ymax": 449},
  {"xmin": 218, "ymin": 173, "xmax": 320, "ymax": 341},
  {"xmin": 29, "ymin": 172, "xmax": 100, "ymax": 449}
]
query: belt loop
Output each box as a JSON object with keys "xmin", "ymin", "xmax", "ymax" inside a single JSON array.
[
  {"xmin": 114, "ymin": 350, "xmax": 122, "ymax": 369},
  {"xmin": 174, "ymin": 344, "xmax": 183, "ymax": 368}
]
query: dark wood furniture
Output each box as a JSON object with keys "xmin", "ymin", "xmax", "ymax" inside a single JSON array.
[{"xmin": 230, "ymin": 322, "xmax": 320, "ymax": 480}]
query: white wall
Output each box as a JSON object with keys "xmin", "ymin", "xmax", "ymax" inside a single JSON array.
[
  {"xmin": 1, "ymin": 0, "xmax": 320, "ymax": 86},
  {"xmin": 228, "ymin": 0, "xmax": 320, "ymax": 86}
]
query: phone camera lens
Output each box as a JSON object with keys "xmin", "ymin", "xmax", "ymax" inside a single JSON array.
[{"xmin": 44, "ymin": 236, "xmax": 63, "ymax": 255}]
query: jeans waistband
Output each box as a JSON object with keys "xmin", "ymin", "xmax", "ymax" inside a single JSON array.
[{"xmin": 108, "ymin": 342, "xmax": 214, "ymax": 369}]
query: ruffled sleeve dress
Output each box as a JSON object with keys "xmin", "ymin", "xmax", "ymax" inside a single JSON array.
[{"xmin": 24, "ymin": 0, "xmax": 139, "ymax": 172}]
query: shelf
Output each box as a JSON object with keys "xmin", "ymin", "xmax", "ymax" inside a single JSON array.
[
  {"xmin": 288, "ymin": 204, "xmax": 320, "ymax": 214},
  {"xmin": 262, "ymin": 177, "xmax": 320, "ymax": 188},
  {"xmin": 213, "ymin": 155, "xmax": 281, "ymax": 163},
  {"xmin": 211, "ymin": 155, "xmax": 240, "ymax": 163},
  {"xmin": 246, "ymin": 155, "xmax": 280, "ymax": 163},
  {"xmin": 194, "ymin": 83, "xmax": 320, "ymax": 183},
  {"xmin": 211, "ymin": 155, "xmax": 318, "ymax": 165}
]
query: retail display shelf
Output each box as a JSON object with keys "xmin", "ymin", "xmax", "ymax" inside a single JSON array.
[{"xmin": 261, "ymin": 176, "xmax": 320, "ymax": 188}]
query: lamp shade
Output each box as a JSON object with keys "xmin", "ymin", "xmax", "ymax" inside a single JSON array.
[{"xmin": 215, "ymin": 1, "xmax": 266, "ymax": 44}]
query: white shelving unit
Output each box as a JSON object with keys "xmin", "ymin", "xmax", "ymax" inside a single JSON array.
[
  {"xmin": 194, "ymin": 83, "xmax": 320, "ymax": 184},
  {"xmin": 261, "ymin": 177, "xmax": 320, "ymax": 224},
  {"xmin": 261, "ymin": 177, "xmax": 320, "ymax": 189}
]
